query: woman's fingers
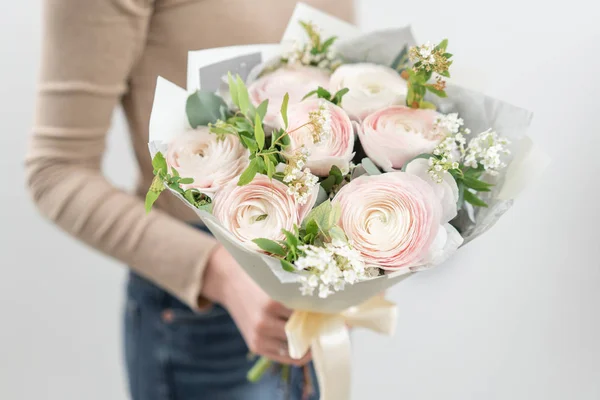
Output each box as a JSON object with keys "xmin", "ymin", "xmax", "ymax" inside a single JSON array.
[{"xmin": 260, "ymin": 340, "xmax": 312, "ymax": 366}]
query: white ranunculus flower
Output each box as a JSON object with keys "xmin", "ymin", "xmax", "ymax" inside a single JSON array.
[
  {"xmin": 329, "ymin": 63, "xmax": 408, "ymax": 121},
  {"xmin": 165, "ymin": 128, "xmax": 249, "ymax": 197}
]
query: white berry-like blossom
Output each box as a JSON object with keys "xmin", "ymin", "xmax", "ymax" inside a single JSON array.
[
  {"xmin": 296, "ymin": 239, "xmax": 368, "ymax": 298},
  {"xmin": 307, "ymin": 101, "xmax": 333, "ymax": 143},
  {"xmin": 283, "ymin": 147, "xmax": 319, "ymax": 205},
  {"xmin": 464, "ymin": 129, "xmax": 511, "ymax": 175}
]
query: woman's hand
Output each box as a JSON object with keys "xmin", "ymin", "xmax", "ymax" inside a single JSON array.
[{"xmin": 203, "ymin": 245, "xmax": 311, "ymax": 366}]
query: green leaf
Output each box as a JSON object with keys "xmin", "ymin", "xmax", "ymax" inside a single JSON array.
[
  {"xmin": 256, "ymin": 100, "xmax": 269, "ymax": 122},
  {"xmin": 440, "ymin": 70, "xmax": 451, "ymax": 78},
  {"xmin": 315, "ymin": 185, "xmax": 328, "ymax": 206},
  {"xmin": 197, "ymin": 201, "xmax": 213, "ymax": 213},
  {"xmin": 302, "ymin": 200, "xmax": 334, "ymax": 232},
  {"xmin": 462, "ymin": 176, "xmax": 493, "ymax": 192},
  {"xmin": 240, "ymin": 135, "xmax": 258, "ymax": 153},
  {"xmin": 152, "ymin": 152, "xmax": 168, "ymax": 174},
  {"xmin": 237, "ymin": 157, "xmax": 261, "ymax": 186},
  {"xmin": 426, "ymin": 85, "xmax": 447, "ymax": 98},
  {"xmin": 305, "ymin": 218, "xmax": 319, "ymax": 236},
  {"xmin": 302, "ymin": 89, "xmax": 319, "ymax": 101},
  {"xmin": 329, "ymin": 202, "xmax": 341, "ymax": 227},
  {"xmin": 320, "ymin": 175, "xmax": 336, "ymax": 193},
  {"xmin": 419, "ymin": 100, "xmax": 437, "ymax": 110},
  {"xmin": 361, "ymin": 158, "xmax": 382, "ymax": 175},
  {"xmin": 331, "ymin": 88, "xmax": 349, "ymax": 106},
  {"xmin": 316, "ymin": 87, "xmax": 332, "ymax": 98},
  {"xmin": 252, "ymin": 238, "xmax": 287, "ymax": 257},
  {"xmin": 236, "ymin": 75, "xmax": 252, "ymax": 116},
  {"xmin": 266, "ymin": 158, "xmax": 275, "ymax": 179},
  {"xmin": 228, "ymin": 72, "xmax": 239, "ymax": 108},
  {"xmin": 280, "ymin": 259, "xmax": 296, "ymax": 273},
  {"xmin": 464, "ymin": 190, "xmax": 488, "ymax": 207},
  {"xmin": 321, "ymin": 36, "xmax": 337, "ymax": 52},
  {"xmin": 179, "ymin": 177, "xmax": 194, "ymax": 184},
  {"xmin": 280, "ymin": 93, "xmax": 289, "ymax": 129},
  {"xmin": 186, "ymin": 91, "xmax": 228, "ymax": 127},
  {"xmin": 329, "ymin": 226, "xmax": 347, "ymax": 242},
  {"xmin": 282, "ymin": 229, "xmax": 299, "ymax": 248},
  {"xmin": 145, "ymin": 175, "xmax": 165, "ymax": 213},
  {"xmin": 254, "ymin": 113, "xmax": 265, "ymax": 150},
  {"xmin": 435, "ymin": 39, "xmax": 449, "ymax": 52}
]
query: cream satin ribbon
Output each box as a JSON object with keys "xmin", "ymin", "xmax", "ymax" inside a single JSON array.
[{"xmin": 285, "ymin": 296, "xmax": 397, "ymax": 400}]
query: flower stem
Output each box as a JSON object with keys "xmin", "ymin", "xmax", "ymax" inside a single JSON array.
[{"xmin": 247, "ymin": 356, "xmax": 272, "ymax": 382}]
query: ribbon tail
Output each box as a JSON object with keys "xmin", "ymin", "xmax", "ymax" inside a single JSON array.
[{"xmin": 312, "ymin": 315, "xmax": 351, "ymax": 400}]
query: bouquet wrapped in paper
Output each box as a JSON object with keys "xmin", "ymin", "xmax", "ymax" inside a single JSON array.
[{"xmin": 146, "ymin": 4, "xmax": 548, "ymax": 399}]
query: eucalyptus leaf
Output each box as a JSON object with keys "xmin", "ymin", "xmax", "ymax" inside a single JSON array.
[
  {"xmin": 315, "ymin": 185, "xmax": 329, "ymax": 206},
  {"xmin": 186, "ymin": 91, "xmax": 228, "ymax": 128},
  {"xmin": 240, "ymin": 136, "xmax": 258, "ymax": 153},
  {"xmin": 329, "ymin": 226, "xmax": 347, "ymax": 242},
  {"xmin": 361, "ymin": 158, "xmax": 382, "ymax": 175}
]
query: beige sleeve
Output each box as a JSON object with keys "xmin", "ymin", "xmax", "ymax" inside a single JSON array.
[{"xmin": 25, "ymin": 0, "xmax": 218, "ymax": 310}]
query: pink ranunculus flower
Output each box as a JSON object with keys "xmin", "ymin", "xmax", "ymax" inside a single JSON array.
[
  {"xmin": 212, "ymin": 174, "xmax": 318, "ymax": 246},
  {"xmin": 248, "ymin": 65, "xmax": 330, "ymax": 128},
  {"xmin": 165, "ymin": 128, "xmax": 250, "ymax": 197},
  {"xmin": 329, "ymin": 63, "xmax": 408, "ymax": 121},
  {"xmin": 405, "ymin": 158, "xmax": 460, "ymax": 222},
  {"xmin": 359, "ymin": 105, "xmax": 444, "ymax": 171},
  {"xmin": 332, "ymin": 172, "xmax": 462, "ymax": 271},
  {"xmin": 285, "ymin": 99, "xmax": 355, "ymax": 177}
]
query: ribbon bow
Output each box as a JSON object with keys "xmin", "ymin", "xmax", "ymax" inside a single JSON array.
[{"xmin": 285, "ymin": 296, "xmax": 397, "ymax": 400}]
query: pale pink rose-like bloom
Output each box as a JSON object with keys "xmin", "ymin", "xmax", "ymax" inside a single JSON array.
[
  {"xmin": 359, "ymin": 105, "xmax": 444, "ymax": 171},
  {"xmin": 329, "ymin": 63, "xmax": 408, "ymax": 121},
  {"xmin": 166, "ymin": 128, "xmax": 250, "ymax": 197},
  {"xmin": 405, "ymin": 158, "xmax": 460, "ymax": 222},
  {"xmin": 248, "ymin": 65, "xmax": 330, "ymax": 128},
  {"xmin": 285, "ymin": 99, "xmax": 355, "ymax": 177},
  {"xmin": 212, "ymin": 174, "xmax": 318, "ymax": 246},
  {"xmin": 332, "ymin": 172, "xmax": 462, "ymax": 271}
]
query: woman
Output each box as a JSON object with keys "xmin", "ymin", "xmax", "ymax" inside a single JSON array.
[{"xmin": 26, "ymin": 0, "xmax": 353, "ymax": 399}]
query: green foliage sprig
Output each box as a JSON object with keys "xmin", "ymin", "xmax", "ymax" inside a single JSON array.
[
  {"xmin": 145, "ymin": 152, "xmax": 212, "ymax": 213},
  {"xmin": 302, "ymin": 86, "xmax": 349, "ymax": 106},
  {"xmin": 404, "ymin": 39, "xmax": 453, "ymax": 110},
  {"xmin": 211, "ymin": 73, "xmax": 294, "ymax": 186},
  {"xmin": 251, "ymin": 200, "xmax": 345, "ymax": 271}
]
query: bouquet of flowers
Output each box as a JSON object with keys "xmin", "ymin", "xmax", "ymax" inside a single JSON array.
[{"xmin": 145, "ymin": 3, "xmax": 548, "ymax": 399}]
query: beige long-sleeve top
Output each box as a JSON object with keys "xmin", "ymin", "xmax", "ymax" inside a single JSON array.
[{"xmin": 26, "ymin": 0, "xmax": 353, "ymax": 309}]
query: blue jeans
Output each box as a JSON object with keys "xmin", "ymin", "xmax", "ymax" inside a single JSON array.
[{"xmin": 123, "ymin": 229, "xmax": 319, "ymax": 400}]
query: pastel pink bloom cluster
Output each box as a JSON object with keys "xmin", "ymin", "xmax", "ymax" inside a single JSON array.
[
  {"xmin": 285, "ymin": 98, "xmax": 355, "ymax": 176},
  {"xmin": 212, "ymin": 174, "xmax": 318, "ymax": 246},
  {"xmin": 333, "ymin": 171, "xmax": 462, "ymax": 271},
  {"xmin": 359, "ymin": 105, "xmax": 444, "ymax": 171},
  {"xmin": 248, "ymin": 65, "xmax": 330, "ymax": 128},
  {"xmin": 166, "ymin": 127, "xmax": 249, "ymax": 197}
]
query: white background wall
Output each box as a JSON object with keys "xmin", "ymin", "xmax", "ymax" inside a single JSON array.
[{"xmin": 2, "ymin": 1, "xmax": 599, "ymax": 399}]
